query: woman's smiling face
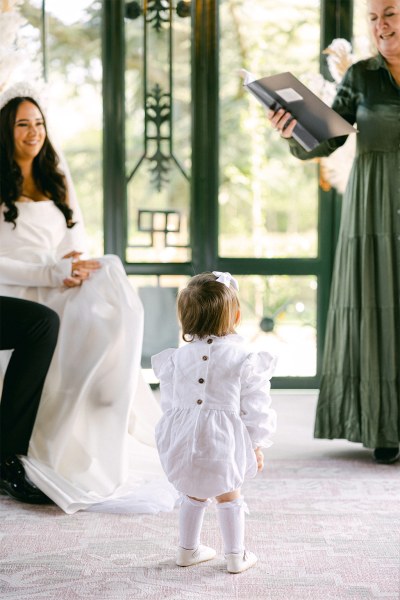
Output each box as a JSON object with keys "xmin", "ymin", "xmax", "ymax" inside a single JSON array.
[
  {"xmin": 368, "ymin": 0, "xmax": 400, "ymax": 60},
  {"xmin": 13, "ymin": 100, "xmax": 46, "ymax": 162}
]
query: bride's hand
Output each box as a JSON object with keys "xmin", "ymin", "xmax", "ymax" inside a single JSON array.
[
  {"xmin": 62, "ymin": 252, "xmax": 101, "ymax": 287},
  {"xmin": 63, "ymin": 251, "xmax": 82, "ymax": 260},
  {"xmin": 266, "ymin": 107, "xmax": 297, "ymax": 139},
  {"xmin": 71, "ymin": 258, "xmax": 101, "ymax": 281},
  {"xmin": 63, "ymin": 276, "xmax": 82, "ymax": 288}
]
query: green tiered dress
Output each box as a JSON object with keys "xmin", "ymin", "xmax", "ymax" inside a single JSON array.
[{"xmin": 289, "ymin": 55, "xmax": 400, "ymax": 448}]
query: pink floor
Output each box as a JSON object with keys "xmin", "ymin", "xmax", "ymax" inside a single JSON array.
[{"xmin": 1, "ymin": 393, "xmax": 399, "ymax": 600}]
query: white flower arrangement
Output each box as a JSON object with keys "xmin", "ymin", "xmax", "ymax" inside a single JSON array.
[
  {"xmin": 0, "ymin": 0, "xmax": 42, "ymax": 95},
  {"xmin": 0, "ymin": 0, "xmax": 27, "ymax": 92},
  {"xmin": 0, "ymin": 9, "xmax": 25, "ymax": 48},
  {"xmin": 1, "ymin": 0, "xmax": 22, "ymax": 10},
  {"xmin": 323, "ymin": 38, "xmax": 354, "ymax": 83}
]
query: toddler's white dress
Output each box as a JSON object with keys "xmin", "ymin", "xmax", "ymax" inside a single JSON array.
[
  {"xmin": 152, "ymin": 334, "xmax": 277, "ymax": 499},
  {"xmin": 0, "ymin": 201, "xmax": 177, "ymax": 514}
]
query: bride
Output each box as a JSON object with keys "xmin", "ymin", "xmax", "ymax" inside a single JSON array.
[{"xmin": 0, "ymin": 84, "xmax": 177, "ymax": 514}]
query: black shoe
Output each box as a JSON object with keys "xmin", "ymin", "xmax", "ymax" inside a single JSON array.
[
  {"xmin": 0, "ymin": 455, "xmax": 53, "ymax": 504},
  {"xmin": 373, "ymin": 447, "xmax": 400, "ymax": 465}
]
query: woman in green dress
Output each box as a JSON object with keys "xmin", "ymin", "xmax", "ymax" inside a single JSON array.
[{"xmin": 268, "ymin": 0, "xmax": 400, "ymax": 463}]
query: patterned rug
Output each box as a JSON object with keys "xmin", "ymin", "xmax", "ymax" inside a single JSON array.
[{"xmin": 1, "ymin": 457, "xmax": 399, "ymax": 600}]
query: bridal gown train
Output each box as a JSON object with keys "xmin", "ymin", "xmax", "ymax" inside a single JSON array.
[{"xmin": 0, "ymin": 200, "xmax": 177, "ymax": 514}]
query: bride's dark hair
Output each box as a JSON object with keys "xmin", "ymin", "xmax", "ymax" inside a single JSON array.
[{"xmin": 0, "ymin": 96, "xmax": 75, "ymax": 228}]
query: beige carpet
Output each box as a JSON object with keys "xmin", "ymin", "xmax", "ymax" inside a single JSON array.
[{"xmin": 1, "ymin": 393, "xmax": 399, "ymax": 600}]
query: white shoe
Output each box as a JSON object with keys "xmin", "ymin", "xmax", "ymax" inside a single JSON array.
[
  {"xmin": 176, "ymin": 545, "xmax": 216, "ymax": 567},
  {"xmin": 226, "ymin": 550, "xmax": 258, "ymax": 573}
]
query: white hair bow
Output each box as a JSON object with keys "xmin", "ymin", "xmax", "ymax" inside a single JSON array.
[{"xmin": 212, "ymin": 271, "xmax": 239, "ymax": 291}]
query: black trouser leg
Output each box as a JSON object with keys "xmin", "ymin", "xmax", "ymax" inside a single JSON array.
[{"xmin": 0, "ymin": 297, "xmax": 60, "ymax": 462}]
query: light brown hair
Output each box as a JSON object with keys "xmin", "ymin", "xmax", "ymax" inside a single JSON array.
[{"xmin": 177, "ymin": 272, "xmax": 240, "ymax": 342}]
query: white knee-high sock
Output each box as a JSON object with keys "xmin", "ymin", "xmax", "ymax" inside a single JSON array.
[
  {"xmin": 216, "ymin": 497, "xmax": 248, "ymax": 555},
  {"xmin": 179, "ymin": 496, "xmax": 211, "ymax": 550}
]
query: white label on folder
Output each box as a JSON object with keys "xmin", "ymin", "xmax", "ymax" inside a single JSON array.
[{"xmin": 276, "ymin": 87, "xmax": 303, "ymax": 103}]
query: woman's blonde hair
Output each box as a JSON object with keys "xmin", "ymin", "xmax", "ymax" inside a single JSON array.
[{"xmin": 177, "ymin": 272, "xmax": 240, "ymax": 342}]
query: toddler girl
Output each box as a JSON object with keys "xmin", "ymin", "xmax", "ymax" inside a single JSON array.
[{"xmin": 151, "ymin": 271, "xmax": 277, "ymax": 573}]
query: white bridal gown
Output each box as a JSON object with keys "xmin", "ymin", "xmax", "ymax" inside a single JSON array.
[{"xmin": 0, "ymin": 200, "xmax": 177, "ymax": 514}]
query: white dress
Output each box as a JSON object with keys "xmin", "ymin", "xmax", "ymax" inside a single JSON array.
[
  {"xmin": 0, "ymin": 201, "xmax": 177, "ymax": 514},
  {"xmin": 152, "ymin": 334, "xmax": 277, "ymax": 499}
]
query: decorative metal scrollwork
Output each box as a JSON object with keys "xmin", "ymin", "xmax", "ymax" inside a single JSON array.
[
  {"xmin": 146, "ymin": 0, "xmax": 170, "ymax": 32},
  {"xmin": 125, "ymin": 1, "xmax": 141, "ymax": 20},
  {"xmin": 126, "ymin": 0, "xmax": 191, "ymax": 22},
  {"xmin": 146, "ymin": 84, "xmax": 171, "ymax": 191},
  {"xmin": 126, "ymin": 0, "xmax": 191, "ymax": 195},
  {"xmin": 130, "ymin": 209, "xmax": 187, "ymax": 249},
  {"xmin": 176, "ymin": 1, "xmax": 191, "ymax": 18}
]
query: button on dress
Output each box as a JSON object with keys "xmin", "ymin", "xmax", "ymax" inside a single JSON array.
[{"xmin": 151, "ymin": 335, "xmax": 277, "ymax": 498}]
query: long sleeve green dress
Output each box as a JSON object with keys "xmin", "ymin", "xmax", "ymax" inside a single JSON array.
[{"xmin": 289, "ymin": 54, "xmax": 400, "ymax": 448}]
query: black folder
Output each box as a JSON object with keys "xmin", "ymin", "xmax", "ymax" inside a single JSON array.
[{"xmin": 243, "ymin": 70, "xmax": 357, "ymax": 152}]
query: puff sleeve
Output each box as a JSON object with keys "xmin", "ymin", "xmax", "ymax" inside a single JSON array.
[
  {"xmin": 0, "ymin": 256, "xmax": 72, "ymax": 288},
  {"xmin": 151, "ymin": 348, "xmax": 176, "ymax": 412},
  {"xmin": 239, "ymin": 351, "xmax": 277, "ymax": 448}
]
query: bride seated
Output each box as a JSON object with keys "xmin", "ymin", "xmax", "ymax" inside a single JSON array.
[{"xmin": 0, "ymin": 83, "xmax": 177, "ymax": 514}]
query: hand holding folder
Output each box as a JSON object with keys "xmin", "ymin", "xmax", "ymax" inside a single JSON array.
[{"xmin": 241, "ymin": 69, "xmax": 357, "ymax": 152}]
